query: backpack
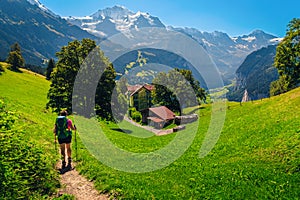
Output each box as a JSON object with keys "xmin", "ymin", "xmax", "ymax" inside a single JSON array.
[{"xmin": 55, "ymin": 116, "xmax": 71, "ymax": 140}]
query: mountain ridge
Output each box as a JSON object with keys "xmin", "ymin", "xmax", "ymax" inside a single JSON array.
[
  {"xmin": 64, "ymin": 5, "xmax": 165, "ymax": 38},
  {"xmin": 0, "ymin": 0, "xmax": 97, "ymax": 65},
  {"xmin": 0, "ymin": 1, "xmax": 282, "ymax": 85},
  {"xmin": 65, "ymin": 5, "xmax": 281, "ymax": 82}
]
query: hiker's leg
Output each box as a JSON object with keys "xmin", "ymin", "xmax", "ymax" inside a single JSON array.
[
  {"xmin": 66, "ymin": 143, "xmax": 72, "ymax": 167},
  {"xmin": 66, "ymin": 143, "xmax": 72, "ymax": 159},
  {"xmin": 60, "ymin": 143, "xmax": 66, "ymax": 159},
  {"xmin": 60, "ymin": 143, "xmax": 66, "ymax": 168}
]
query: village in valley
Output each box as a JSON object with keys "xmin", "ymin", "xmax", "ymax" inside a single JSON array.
[{"xmin": 126, "ymin": 84, "xmax": 198, "ymax": 134}]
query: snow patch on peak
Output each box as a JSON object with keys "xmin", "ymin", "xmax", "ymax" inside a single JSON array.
[
  {"xmin": 114, "ymin": 5, "xmax": 128, "ymax": 10},
  {"xmin": 242, "ymin": 36, "xmax": 256, "ymax": 42},
  {"xmin": 231, "ymin": 37, "xmax": 238, "ymax": 42},
  {"xmin": 27, "ymin": 0, "xmax": 58, "ymax": 17},
  {"xmin": 129, "ymin": 11, "xmax": 154, "ymax": 25},
  {"xmin": 63, "ymin": 16, "xmax": 93, "ymax": 20},
  {"xmin": 270, "ymin": 38, "xmax": 283, "ymax": 43},
  {"xmin": 27, "ymin": 0, "xmax": 47, "ymax": 11},
  {"xmin": 92, "ymin": 6, "xmax": 133, "ymax": 20}
]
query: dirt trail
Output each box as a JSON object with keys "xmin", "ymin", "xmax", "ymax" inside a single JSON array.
[
  {"xmin": 124, "ymin": 116, "xmax": 173, "ymax": 135},
  {"xmin": 56, "ymin": 162, "xmax": 109, "ymax": 200}
]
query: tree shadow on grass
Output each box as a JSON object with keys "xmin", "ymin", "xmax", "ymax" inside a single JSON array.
[
  {"xmin": 111, "ymin": 128, "xmax": 133, "ymax": 134},
  {"xmin": 8, "ymin": 67, "xmax": 23, "ymax": 73}
]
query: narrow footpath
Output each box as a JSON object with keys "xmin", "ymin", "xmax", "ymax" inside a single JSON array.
[
  {"xmin": 124, "ymin": 116, "xmax": 173, "ymax": 136},
  {"xmin": 55, "ymin": 162, "xmax": 109, "ymax": 200}
]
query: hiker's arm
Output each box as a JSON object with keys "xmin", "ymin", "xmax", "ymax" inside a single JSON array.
[
  {"xmin": 69, "ymin": 120, "xmax": 76, "ymax": 130},
  {"xmin": 71, "ymin": 123, "xmax": 76, "ymax": 130}
]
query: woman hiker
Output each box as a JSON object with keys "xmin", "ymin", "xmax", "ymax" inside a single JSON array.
[{"xmin": 53, "ymin": 110, "xmax": 76, "ymax": 169}]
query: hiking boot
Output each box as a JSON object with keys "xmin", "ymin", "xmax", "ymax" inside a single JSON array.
[
  {"xmin": 67, "ymin": 158, "xmax": 72, "ymax": 169},
  {"xmin": 61, "ymin": 161, "xmax": 66, "ymax": 169}
]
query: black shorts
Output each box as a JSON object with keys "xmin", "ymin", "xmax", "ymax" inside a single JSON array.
[{"xmin": 58, "ymin": 135, "xmax": 72, "ymax": 144}]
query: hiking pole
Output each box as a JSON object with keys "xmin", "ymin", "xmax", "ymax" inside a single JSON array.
[
  {"xmin": 54, "ymin": 134, "xmax": 57, "ymax": 152},
  {"xmin": 74, "ymin": 125, "xmax": 77, "ymax": 161}
]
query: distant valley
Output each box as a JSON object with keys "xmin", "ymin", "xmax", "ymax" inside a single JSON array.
[{"xmin": 0, "ymin": 0, "xmax": 281, "ymax": 97}]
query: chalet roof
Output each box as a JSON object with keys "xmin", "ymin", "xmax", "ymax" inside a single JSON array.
[
  {"xmin": 127, "ymin": 85, "xmax": 141, "ymax": 94},
  {"xmin": 129, "ymin": 84, "xmax": 154, "ymax": 97},
  {"xmin": 149, "ymin": 106, "xmax": 175, "ymax": 120},
  {"xmin": 147, "ymin": 117, "xmax": 164, "ymax": 123},
  {"xmin": 143, "ymin": 84, "xmax": 154, "ymax": 91}
]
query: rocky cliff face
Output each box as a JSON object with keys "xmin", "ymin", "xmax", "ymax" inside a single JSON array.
[{"xmin": 228, "ymin": 45, "xmax": 279, "ymax": 101}]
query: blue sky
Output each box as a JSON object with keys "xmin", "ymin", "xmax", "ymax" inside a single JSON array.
[{"xmin": 39, "ymin": 0, "xmax": 300, "ymax": 37}]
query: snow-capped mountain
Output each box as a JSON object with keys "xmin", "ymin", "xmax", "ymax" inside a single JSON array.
[
  {"xmin": 64, "ymin": 5, "xmax": 165, "ymax": 38},
  {"xmin": 27, "ymin": 0, "xmax": 58, "ymax": 17},
  {"xmin": 169, "ymin": 26, "xmax": 281, "ymax": 82},
  {"xmin": 65, "ymin": 6, "xmax": 281, "ymax": 82}
]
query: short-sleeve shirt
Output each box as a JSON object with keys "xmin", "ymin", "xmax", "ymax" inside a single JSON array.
[{"xmin": 67, "ymin": 119, "xmax": 73, "ymax": 130}]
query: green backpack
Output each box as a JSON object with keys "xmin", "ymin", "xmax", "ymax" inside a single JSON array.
[{"xmin": 56, "ymin": 116, "xmax": 71, "ymax": 140}]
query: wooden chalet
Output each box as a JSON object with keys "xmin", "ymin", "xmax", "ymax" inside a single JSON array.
[
  {"xmin": 147, "ymin": 106, "xmax": 176, "ymax": 129},
  {"xmin": 127, "ymin": 84, "xmax": 154, "ymax": 111}
]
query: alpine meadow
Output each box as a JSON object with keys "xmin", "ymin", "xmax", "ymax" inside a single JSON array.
[
  {"xmin": 0, "ymin": 63, "xmax": 299, "ymax": 199},
  {"xmin": 0, "ymin": 0, "xmax": 300, "ymax": 199}
]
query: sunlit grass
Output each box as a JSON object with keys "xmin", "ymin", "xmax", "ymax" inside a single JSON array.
[{"xmin": 1, "ymin": 68, "xmax": 299, "ymax": 199}]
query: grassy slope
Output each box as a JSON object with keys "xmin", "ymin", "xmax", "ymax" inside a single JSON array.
[
  {"xmin": 0, "ymin": 67, "xmax": 299, "ymax": 199},
  {"xmin": 76, "ymin": 89, "xmax": 300, "ymax": 198},
  {"xmin": 0, "ymin": 67, "xmax": 59, "ymax": 168}
]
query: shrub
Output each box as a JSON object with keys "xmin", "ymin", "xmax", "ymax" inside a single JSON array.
[
  {"xmin": 0, "ymin": 63, "xmax": 4, "ymax": 74},
  {"xmin": 270, "ymin": 75, "xmax": 291, "ymax": 96},
  {"xmin": 0, "ymin": 100, "xmax": 59, "ymax": 199},
  {"xmin": 0, "ymin": 99, "xmax": 17, "ymax": 130},
  {"xmin": 132, "ymin": 112, "xmax": 142, "ymax": 123},
  {"xmin": 129, "ymin": 107, "xmax": 142, "ymax": 123}
]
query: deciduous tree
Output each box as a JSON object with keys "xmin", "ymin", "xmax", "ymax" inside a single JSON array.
[
  {"xmin": 152, "ymin": 68, "xmax": 206, "ymax": 114},
  {"xmin": 47, "ymin": 38, "xmax": 117, "ymax": 120},
  {"xmin": 271, "ymin": 18, "xmax": 300, "ymax": 95}
]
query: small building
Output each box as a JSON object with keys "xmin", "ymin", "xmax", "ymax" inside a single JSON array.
[
  {"xmin": 147, "ymin": 106, "xmax": 175, "ymax": 129},
  {"xmin": 175, "ymin": 114, "xmax": 198, "ymax": 124},
  {"xmin": 128, "ymin": 84, "xmax": 154, "ymax": 111}
]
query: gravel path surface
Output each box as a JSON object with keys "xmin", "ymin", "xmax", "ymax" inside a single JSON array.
[{"xmin": 56, "ymin": 162, "xmax": 109, "ymax": 200}]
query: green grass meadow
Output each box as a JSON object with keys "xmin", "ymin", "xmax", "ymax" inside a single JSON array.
[{"xmin": 0, "ymin": 66, "xmax": 299, "ymax": 199}]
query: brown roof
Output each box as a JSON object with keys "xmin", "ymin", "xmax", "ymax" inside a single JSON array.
[
  {"xmin": 147, "ymin": 117, "xmax": 164, "ymax": 123},
  {"xmin": 143, "ymin": 84, "xmax": 154, "ymax": 91},
  {"xmin": 127, "ymin": 85, "xmax": 141, "ymax": 94},
  {"xmin": 129, "ymin": 84, "xmax": 154, "ymax": 96},
  {"xmin": 149, "ymin": 106, "xmax": 175, "ymax": 120}
]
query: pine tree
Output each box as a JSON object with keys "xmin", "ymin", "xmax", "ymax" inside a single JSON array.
[
  {"xmin": 46, "ymin": 58, "xmax": 55, "ymax": 80},
  {"xmin": 6, "ymin": 42, "xmax": 25, "ymax": 72},
  {"xmin": 47, "ymin": 39, "xmax": 97, "ymax": 113}
]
